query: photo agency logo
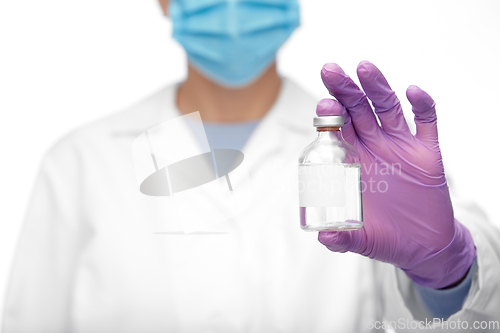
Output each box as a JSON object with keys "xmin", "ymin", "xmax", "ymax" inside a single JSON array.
[
  {"xmin": 132, "ymin": 112, "xmax": 252, "ymax": 234},
  {"xmin": 361, "ymin": 161, "xmax": 401, "ymax": 194},
  {"xmin": 296, "ymin": 161, "xmax": 402, "ymax": 197}
]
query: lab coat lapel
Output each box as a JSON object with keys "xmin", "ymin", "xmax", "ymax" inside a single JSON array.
[{"xmin": 113, "ymin": 79, "xmax": 316, "ymax": 233}]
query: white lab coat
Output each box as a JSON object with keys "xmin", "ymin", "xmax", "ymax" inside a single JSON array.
[{"xmin": 3, "ymin": 78, "xmax": 500, "ymax": 333}]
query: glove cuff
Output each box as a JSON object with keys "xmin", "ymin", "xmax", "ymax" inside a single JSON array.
[{"xmin": 402, "ymin": 219, "xmax": 477, "ymax": 289}]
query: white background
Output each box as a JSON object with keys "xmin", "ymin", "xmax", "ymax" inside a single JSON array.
[{"xmin": 0, "ymin": 0, "xmax": 499, "ymax": 325}]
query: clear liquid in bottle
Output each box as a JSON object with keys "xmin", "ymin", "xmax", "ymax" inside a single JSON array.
[
  {"xmin": 298, "ymin": 111, "xmax": 363, "ymax": 232},
  {"xmin": 299, "ymin": 163, "xmax": 362, "ymax": 231}
]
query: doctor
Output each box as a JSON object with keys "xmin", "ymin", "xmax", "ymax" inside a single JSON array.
[{"xmin": 3, "ymin": 0, "xmax": 500, "ymax": 332}]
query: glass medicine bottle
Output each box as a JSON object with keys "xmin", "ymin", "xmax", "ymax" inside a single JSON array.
[{"xmin": 298, "ymin": 115, "xmax": 363, "ymax": 231}]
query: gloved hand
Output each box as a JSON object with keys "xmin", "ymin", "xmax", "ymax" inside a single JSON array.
[{"xmin": 317, "ymin": 61, "xmax": 476, "ymax": 289}]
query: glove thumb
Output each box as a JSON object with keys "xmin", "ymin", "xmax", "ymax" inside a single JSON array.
[{"xmin": 318, "ymin": 225, "xmax": 369, "ymax": 255}]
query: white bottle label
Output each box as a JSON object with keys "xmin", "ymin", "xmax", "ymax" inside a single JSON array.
[{"xmin": 298, "ymin": 165, "xmax": 346, "ymax": 207}]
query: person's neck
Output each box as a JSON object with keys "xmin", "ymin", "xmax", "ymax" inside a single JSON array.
[{"xmin": 176, "ymin": 62, "xmax": 282, "ymax": 123}]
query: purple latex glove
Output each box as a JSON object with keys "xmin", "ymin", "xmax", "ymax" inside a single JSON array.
[{"xmin": 317, "ymin": 61, "xmax": 476, "ymax": 289}]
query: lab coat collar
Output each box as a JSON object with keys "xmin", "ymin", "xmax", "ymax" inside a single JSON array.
[
  {"xmin": 107, "ymin": 77, "xmax": 315, "ymax": 138},
  {"xmin": 256, "ymin": 77, "xmax": 314, "ymax": 135},
  {"xmin": 107, "ymin": 82, "xmax": 182, "ymax": 138},
  {"xmin": 109, "ymin": 76, "xmax": 317, "ymax": 188},
  {"xmin": 241, "ymin": 77, "xmax": 316, "ymax": 172}
]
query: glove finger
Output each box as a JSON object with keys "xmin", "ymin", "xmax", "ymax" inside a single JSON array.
[
  {"xmin": 318, "ymin": 225, "xmax": 368, "ymax": 255},
  {"xmin": 357, "ymin": 61, "xmax": 412, "ymax": 140},
  {"xmin": 321, "ymin": 63, "xmax": 382, "ymax": 145},
  {"xmin": 406, "ymin": 85, "xmax": 439, "ymax": 146},
  {"xmin": 316, "ymin": 98, "xmax": 356, "ymax": 145}
]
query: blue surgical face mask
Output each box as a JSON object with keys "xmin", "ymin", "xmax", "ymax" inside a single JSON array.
[{"xmin": 169, "ymin": 0, "xmax": 300, "ymax": 88}]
